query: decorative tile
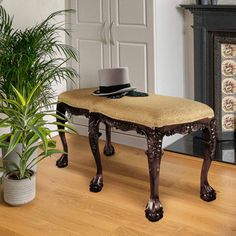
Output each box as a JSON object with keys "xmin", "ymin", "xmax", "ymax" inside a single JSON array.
[
  {"xmin": 222, "ymin": 44, "xmax": 236, "ymax": 58},
  {"xmin": 222, "ymin": 96, "xmax": 236, "ymax": 113},
  {"xmin": 222, "ymin": 60, "xmax": 236, "ymax": 77},
  {"xmin": 220, "ymin": 44, "xmax": 236, "ymax": 133},
  {"xmin": 222, "ymin": 114, "xmax": 235, "ymax": 131},
  {"xmin": 222, "ymin": 78, "xmax": 236, "ymax": 95}
]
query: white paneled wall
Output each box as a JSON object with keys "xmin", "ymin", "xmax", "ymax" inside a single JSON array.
[{"xmin": 154, "ymin": 0, "xmax": 187, "ymax": 146}]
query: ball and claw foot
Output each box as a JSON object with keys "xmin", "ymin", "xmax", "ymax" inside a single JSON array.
[
  {"xmin": 90, "ymin": 175, "xmax": 103, "ymax": 193},
  {"xmin": 56, "ymin": 154, "xmax": 68, "ymax": 168},
  {"xmin": 145, "ymin": 198, "xmax": 163, "ymax": 222},
  {"xmin": 200, "ymin": 184, "xmax": 216, "ymax": 202},
  {"xmin": 103, "ymin": 145, "xmax": 115, "ymax": 156}
]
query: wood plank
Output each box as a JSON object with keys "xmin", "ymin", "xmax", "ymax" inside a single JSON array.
[{"xmin": 0, "ymin": 134, "xmax": 235, "ymax": 236}]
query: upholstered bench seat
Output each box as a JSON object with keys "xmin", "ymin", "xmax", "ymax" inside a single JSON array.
[
  {"xmin": 56, "ymin": 87, "xmax": 217, "ymax": 222},
  {"xmin": 58, "ymin": 88, "xmax": 99, "ymax": 110},
  {"xmin": 58, "ymin": 88, "xmax": 214, "ymax": 127}
]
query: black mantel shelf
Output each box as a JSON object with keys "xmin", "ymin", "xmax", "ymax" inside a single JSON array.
[{"xmin": 180, "ymin": 5, "xmax": 236, "ymax": 12}]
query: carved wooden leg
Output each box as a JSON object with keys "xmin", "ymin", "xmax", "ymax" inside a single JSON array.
[
  {"xmin": 103, "ymin": 123, "xmax": 115, "ymax": 156},
  {"xmin": 145, "ymin": 130, "xmax": 164, "ymax": 222},
  {"xmin": 200, "ymin": 118, "xmax": 217, "ymax": 202},
  {"xmin": 89, "ymin": 113, "xmax": 103, "ymax": 193},
  {"xmin": 56, "ymin": 103, "xmax": 69, "ymax": 168}
]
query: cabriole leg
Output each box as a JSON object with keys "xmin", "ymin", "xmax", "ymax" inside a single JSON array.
[
  {"xmin": 89, "ymin": 113, "xmax": 103, "ymax": 193},
  {"xmin": 200, "ymin": 118, "xmax": 217, "ymax": 202},
  {"xmin": 56, "ymin": 103, "xmax": 69, "ymax": 168},
  {"xmin": 145, "ymin": 131, "xmax": 164, "ymax": 222},
  {"xmin": 103, "ymin": 123, "xmax": 115, "ymax": 156}
]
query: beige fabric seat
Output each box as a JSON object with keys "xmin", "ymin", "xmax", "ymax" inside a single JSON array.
[{"xmin": 58, "ymin": 88, "xmax": 214, "ymax": 128}]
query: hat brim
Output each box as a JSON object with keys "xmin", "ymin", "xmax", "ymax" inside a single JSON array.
[{"xmin": 93, "ymin": 87, "xmax": 136, "ymax": 96}]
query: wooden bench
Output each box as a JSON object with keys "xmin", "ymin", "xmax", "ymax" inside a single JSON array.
[{"xmin": 56, "ymin": 88, "xmax": 217, "ymax": 222}]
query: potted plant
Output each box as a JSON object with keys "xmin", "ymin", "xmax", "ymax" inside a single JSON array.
[
  {"xmin": 0, "ymin": 82, "xmax": 76, "ymax": 205},
  {"xmin": 0, "ymin": 6, "xmax": 79, "ymax": 205},
  {"xmin": 0, "ymin": 6, "xmax": 78, "ymax": 169}
]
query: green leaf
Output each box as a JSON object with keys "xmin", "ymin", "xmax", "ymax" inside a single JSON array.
[
  {"xmin": 22, "ymin": 145, "xmax": 38, "ymax": 163},
  {"xmin": 27, "ymin": 133, "xmax": 40, "ymax": 147},
  {"xmin": 26, "ymin": 80, "xmax": 43, "ymax": 106},
  {"xmin": 48, "ymin": 139, "xmax": 56, "ymax": 148},
  {"xmin": 50, "ymin": 122, "xmax": 77, "ymax": 133},
  {"xmin": 0, "ymin": 133, "xmax": 11, "ymax": 143},
  {"xmin": 3, "ymin": 130, "xmax": 22, "ymax": 158},
  {"xmin": 0, "ymin": 120, "xmax": 11, "ymax": 128},
  {"xmin": 0, "ymin": 99, "xmax": 22, "ymax": 110},
  {"xmin": 48, "ymin": 113, "xmax": 66, "ymax": 121},
  {"xmin": 38, "ymin": 149, "xmax": 66, "ymax": 158},
  {"xmin": 50, "ymin": 129, "xmax": 73, "ymax": 134},
  {"xmin": 11, "ymin": 85, "xmax": 26, "ymax": 106},
  {"xmin": 31, "ymin": 125, "xmax": 48, "ymax": 153}
]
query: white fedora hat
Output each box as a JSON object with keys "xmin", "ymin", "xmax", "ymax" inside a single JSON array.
[{"xmin": 93, "ymin": 67, "xmax": 136, "ymax": 96}]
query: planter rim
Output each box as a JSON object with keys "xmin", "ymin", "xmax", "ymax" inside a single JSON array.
[{"xmin": 3, "ymin": 170, "xmax": 35, "ymax": 182}]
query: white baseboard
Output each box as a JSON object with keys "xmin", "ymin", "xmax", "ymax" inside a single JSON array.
[{"xmin": 71, "ymin": 116, "xmax": 184, "ymax": 149}]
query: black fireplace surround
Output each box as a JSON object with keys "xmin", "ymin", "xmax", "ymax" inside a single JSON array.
[{"xmin": 166, "ymin": 5, "xmax": 236, "ymax": 165}]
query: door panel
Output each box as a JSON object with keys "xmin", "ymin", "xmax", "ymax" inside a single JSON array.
[
  {"xmin": 110, "ymin": 0, "xmax": 155, "ymax": 92},
  {"xmin": 79, "ymin": 39, "xmax": 104, "ymax": 88},
  {"xmin": 118, "ymin": 0, "xmax": 146, "ymax": 26},
  {"xmin": 118, "ymin": 42, "xmax": 147, "ymax": 91},
  {"xmin": 69, "ymin": 0, "xmax": 110, "ymax": 89},
  {"xmin": 78, "ymin": 0, "xmax": 103, "ymax": 24}
]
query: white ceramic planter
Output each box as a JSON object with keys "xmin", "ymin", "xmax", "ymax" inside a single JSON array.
[
  {"xmin": 3, "ymin": 171, "xmax": 36, "ymax": 206},
  {"xmin": 2, "ymin": 143, "xmax": 37, "ymax": 172}
]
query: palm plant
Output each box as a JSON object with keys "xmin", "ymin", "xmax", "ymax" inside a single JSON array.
[
  {"xmin": 0, "ymin": 6, "xmax": 78, "ymax": 106},
  {"xmin": 0, "ymin": 6, "xmax": 79, "ymax": 180}
]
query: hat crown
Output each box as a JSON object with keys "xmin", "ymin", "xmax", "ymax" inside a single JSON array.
[
  {"xmin": 93, "ymin": 67, "xmax": 136, "ymax": 96},
  {"xmin": 98, "ymin": 67, "xmax": 129, "ymax": 86}
]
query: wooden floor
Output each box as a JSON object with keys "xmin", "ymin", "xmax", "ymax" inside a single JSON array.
[{"xmin": 0, "ymin": 134, "xmax": 236, "ymax": 236}]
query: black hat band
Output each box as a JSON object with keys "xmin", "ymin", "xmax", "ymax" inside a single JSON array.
[{"xmin": 96, "ymin": 83, "xmax": 131, "ymax": 94}]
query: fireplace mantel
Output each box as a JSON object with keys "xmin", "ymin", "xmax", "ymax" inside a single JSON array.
[
  {"xmin": 166, "ymin": 5, "xmax": 236, "ymax": 164},
  {"xmin": 181, "ymin": 5, "xmax": 236, "ymax": 13},
  {"xmin": 181, "ymin": 5, "xmax": 236, "ymax": 30},
  {"xmin": 181, "ymin": 5, "xmax": 236, "ymax": 141}
]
